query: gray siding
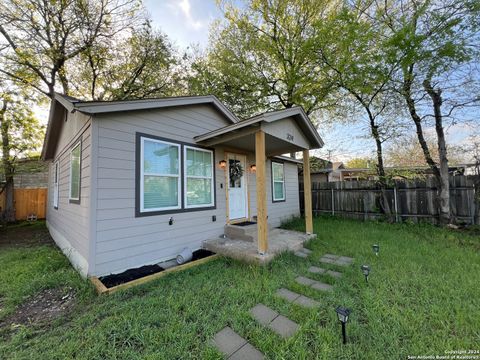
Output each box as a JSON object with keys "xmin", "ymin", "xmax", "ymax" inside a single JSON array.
[
  {"xmin": 247, "ymin": 157, "xmax": 300, "ymax": 227},
  {"xmin": 46, "ymin": 111, "xmax": 92, "ymax": 275},
  {"xmin": 93, "ymin": 105, "xmax": 230, "ymax": 275}
]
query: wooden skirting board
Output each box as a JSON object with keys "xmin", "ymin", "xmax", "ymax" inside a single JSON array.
[{"xmin": 89, "ymin": 254, "xmax": 220, "ymax": 295}]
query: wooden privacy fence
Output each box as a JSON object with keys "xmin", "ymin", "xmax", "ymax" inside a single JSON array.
[
  {"xmin": 300, "ymin": 175, "xmax": 479, "ymax": 225},
  {"xmin": 0, "ymin": 188, "xmax": 47, "ymax": 220}
]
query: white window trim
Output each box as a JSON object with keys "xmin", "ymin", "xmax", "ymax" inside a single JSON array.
[
  {"xmin": 184, "ymin": 145, "xmax": 215, "ymax": 209},
  {"xmin": 69, "ymin": 142, "xmax": 81, "ymax": 201},
  {"xmin": 272, "ymin": 162, "xmax": 286, "ymax": 202},
  {"xmin": 140, "ymin": 136, "xmax": 182, "ymax": 213},
  {"xmin": 53, "ymin": 161, "xmax": 59, "ymax": 208}
]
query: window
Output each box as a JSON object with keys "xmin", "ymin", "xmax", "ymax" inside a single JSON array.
[
  {"xmin": 53, "ymin": 161, "xmax": 59, "ymax": 208},
  {"xmin": 140, "ymin": 137, "xmax": 181, "ymax": 212},
  {"xmin": 184, "ymin": 146, "xmax": 214, "ymax": 208},
  {"xmin": 272, "ymin": 162, "xmax": 285, "ymax": 202},
  {"xmin": 69, "ymin": 142, "xmax": 81, "ymax": 202}
]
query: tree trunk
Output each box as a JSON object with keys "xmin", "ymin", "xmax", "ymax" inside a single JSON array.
[
  {"xmin": 0, "ymin": 104, "xmax": 15, "ymax": 222},
  {"xmin": 401, "ymin": 68, "xmax": 451, "ymax": 225},
  {"xmin": 423, "ymin": 79, "xmax": 451, "ymax": 224},
  {"xmin": 369, "ymin": 114, "xmax": 392, "ymax": 220}
]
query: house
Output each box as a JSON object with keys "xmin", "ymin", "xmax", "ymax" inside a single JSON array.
[
  {"xmin": 298, "ymin": 158, "xmax": 345, "ymax": 183},
  {"xmin": 0, "ymin": 158, "xmax": 49, "ymax": 189},
  {"xmin": 41, "ymin": 94, "xmax": 323, "ymax": 277},
  {"xmin": 0, "ymin": 158, "xmax": 49, "ymax": 221},
  {"xmin": 321, "ymin": 164, "xmax": 478, "ymax": 182}
]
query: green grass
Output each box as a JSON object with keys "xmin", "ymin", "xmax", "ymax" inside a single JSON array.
[{"xmin": 1, "ymin": 217, "xmax": 479, "ymax": 359}]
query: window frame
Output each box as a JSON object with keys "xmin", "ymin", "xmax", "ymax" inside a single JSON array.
[
  {"xmin": 139, "ymin": 136, "xmax": 182, "ymax": 213},
  {"xmin": 184, "ymin": 145, "xmax": 215, "ymax": 209},
  {"xmin": 135, "ymin": 132, "xmax": 217, "ymax": 218},
  {"xmin": 69, "ymin": 141, "xmax": 81, "ymax": 204},
  {"xmin": 271, "ymin": 161, "xmax": 286, "ymax": 202},
  {"xmin": 53, "ymin": 160, "xmax": 59, "ymax": 209}
]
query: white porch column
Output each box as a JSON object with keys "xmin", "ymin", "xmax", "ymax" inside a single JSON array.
[
  {"xmin": 256, "ymin": 130, "xmax": 268, "ymax": 254},
  {"xmin": 303, "ymin": 150, "xmax": 313, "ymax": 234}
]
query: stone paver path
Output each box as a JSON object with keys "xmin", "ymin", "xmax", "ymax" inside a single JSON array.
[
  {"xmin": 212, "ymin": 251, "xmax": 357, "ymax": 358},
  {"xmin": 275, "ymin": 288, "xmax": 320, "ymax": 308},
  {"xmin": 295, "ymin": 276, "xmax": 333, "ymax": 292},
  {"xmin": 212, "ymin": 327, "xmax": 264, "ymax": 360},
  {"xmin": 308, "ymin": 266, "xmax": 342, "ymax": 278},
  {"xmin": 250, "ymin": 304, "xmax": 299, "ymax": 338},
  {"xmin": 294, "ymin": 247, "xmax": 312, "ymax": 258},
  {"xmin": 319, "ymin": 254, "xmax": 354, "ymax": 267}
]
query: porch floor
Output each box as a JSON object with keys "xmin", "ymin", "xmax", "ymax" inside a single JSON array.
[{"xmin": 202, "ymin": 228, "xmax": 316, "ymax": 265}]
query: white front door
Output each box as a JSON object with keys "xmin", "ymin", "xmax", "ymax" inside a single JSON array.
[{"xmin": 227, "ymin": 153, "xmax": 248, "ymax": 220}]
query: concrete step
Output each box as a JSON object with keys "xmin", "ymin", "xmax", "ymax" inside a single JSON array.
[{"xmin": 224, "ymin": 224, "xmax": 257, "ymax": 242}]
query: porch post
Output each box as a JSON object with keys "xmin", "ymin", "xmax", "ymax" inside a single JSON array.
[
  {"xmin": 303, "ymin": 150, "xmax": 313, "ymax": 234},
  {"xmin": 256, "ymin": 130, "xmax": 268, "ymax": 254}
]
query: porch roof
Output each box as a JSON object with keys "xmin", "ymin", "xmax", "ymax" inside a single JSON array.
[{"xmin": 194, "ymin": 107, "xmax": 324, "ymax": 156}]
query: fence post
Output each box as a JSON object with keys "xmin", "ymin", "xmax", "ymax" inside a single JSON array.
[
  {"xmin": 331, "ymin": 188, "xmax": 335, "ymax": 216},
  {"xmin": 473, "ymin": 185, "xmax": 476, "ymax": 225},
  {"xmin": 394, "ymin": 186, "xmax": 399, "ymax": 223}
]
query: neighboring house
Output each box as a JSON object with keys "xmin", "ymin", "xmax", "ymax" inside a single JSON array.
[
  {"xmin": 304, "ymin": 163, "xmax": 477, "ymax": 183},
  {"xmin": 0, "ymin": 158, "xmax": 49, "ymax": 189},
  {"xmin": 299, "ymin": 159, "xmax": 345, "ymax": 183},
  {"xmin": 41, "ymin": 93, "xmax": 323, "ymax": 277}
]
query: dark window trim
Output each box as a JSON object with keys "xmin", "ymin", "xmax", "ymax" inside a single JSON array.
[
  {"xmin": 69, "ymin": 139, "xmax": 82, "ymax": 205},
  {"xmin": 135, "ymin": 132, "xmax": 216, "ymax": 218},
  {"xmin": 53, "ymin": 160, "xmax": 59, "ymax": 210},
  {"xmin": 271, "ymin": 160, "xmax": 286, "ymax": 203},
  {"xmin": 183, "ymin": 145, "xmax": 216, "ymax": 209}
]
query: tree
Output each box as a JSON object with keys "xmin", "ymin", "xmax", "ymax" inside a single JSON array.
[
  {"xmin": 386, "ymin": 135, "xmax": 466, "ymax": 167},
  {"xmin": 311, "ymin": 4, "xmax": 407, "ymax": 217},
  {"xmin": 189, "ymin": 0, "xmax": 337, "ymax": 118},
  {"xmin": 346, "ymin": 157, "xmax": 375, "ymax": 169},
  {"xmin": 72, "ymin": 23, "xmax": 180, "ymax": 100},
  {"xmin": 0, "ymin": 0, "xmax": 142, "ymax": 99},
  {"xmin": 376, "ymin": 0, "xmax": 480, "ymax": 224},
  {"xmin": 0, "ymin": 85, "xmax": 43, "ymax": 222}
]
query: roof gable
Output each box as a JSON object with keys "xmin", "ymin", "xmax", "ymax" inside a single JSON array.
[
  {"xmin": 195, "ymin": 107, "xmax": 324, "ymax": 149},
  {"xmin": 42, "ymin": 94, "xmax": 240, "ymax": 160}
]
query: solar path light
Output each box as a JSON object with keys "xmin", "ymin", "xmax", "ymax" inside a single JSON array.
[
  {"xmin": 361, "ymin": 265, "xmax": 370, "ymax": 283},
  {"xmin": 335, "ymin": 306, "xmax": 351, "ymax": 344}
]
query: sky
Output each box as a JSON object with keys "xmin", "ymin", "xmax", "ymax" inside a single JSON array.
[
  {"xmin": 33, "ymin": 0, "xmax": 475, "ymax": 164},
  {"xmin": 142, "ymin": 0, "xmax": 476, "ymax": 164},
  {"xmin": 143, "ymin": 0, "xmax": 223, "ymax": 50}
]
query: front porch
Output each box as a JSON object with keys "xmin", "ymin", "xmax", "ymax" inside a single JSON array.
[
  {"xmin": 195, "ymin": 107, "xmax": 323, "ymax": 261},
  {"xmin": 203, "ymin": 223, "xmax": 316, "ymax": 264}
]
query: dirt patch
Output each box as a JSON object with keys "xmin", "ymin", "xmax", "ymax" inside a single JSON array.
[
  {"xmin": 0, "ymin": 221, "xmax": 53, "ymax": 249},
  {"xmin": 0, "ymin": 288, "xmax": 75, "ymax": 330}
]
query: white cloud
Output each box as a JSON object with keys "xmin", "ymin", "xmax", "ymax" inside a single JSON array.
[{"xmin": 177, "ymin": 0, "xmax": 205, "ymax": 30}]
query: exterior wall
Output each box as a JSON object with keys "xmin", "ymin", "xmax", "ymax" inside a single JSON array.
[
  {"xmin": 92, "ymin": 105, "xmax": 231, "ymax": 275},
  {"xmin": 92, "ymin": 105, "xmax": 302, "ymax": 276},
  {"xmin": 46, "ymin": 111, "xmax": 92, "ymax": 277},
  {"xmin": 300, "ymin": 173, "xmax": 329, "ymax": 183},
  {"xmin": 246, "ymin": 156, "xmax": 300, "ymax": 227},
  {"xmin": 14, "ymin": 172, "xmax": 49, "ymax": 188}
]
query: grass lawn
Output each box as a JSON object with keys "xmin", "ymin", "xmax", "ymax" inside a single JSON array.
[{"xmin": 1, "ymin": 217, "xmax": 479, "ymax": 359}]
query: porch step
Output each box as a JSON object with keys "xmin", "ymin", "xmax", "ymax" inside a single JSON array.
[{"xmin": 224, "ymin": 223, "xmax": 258, "ymax": 242}]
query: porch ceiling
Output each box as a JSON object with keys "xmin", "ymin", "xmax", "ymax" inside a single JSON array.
[{"xmin": 194, "ymin": 107, "xmax": 324, "ymax": 155}]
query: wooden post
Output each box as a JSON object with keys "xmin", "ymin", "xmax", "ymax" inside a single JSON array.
[
  {"xmin": 255, "ymin": 131, "xmax": 268, "ymax": 254},
  {"xmin": 331, "ymin": 188, "xmax": 335, "ymax": 216},
  {"xmin": 394, "ymin": 185, "xmax": 399, "ymax": 223},
  {"xmin": 303, "ymin": 150, "xmax": 313, "ymax": 234}
]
